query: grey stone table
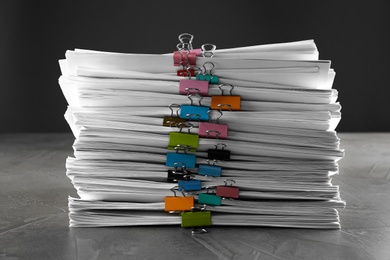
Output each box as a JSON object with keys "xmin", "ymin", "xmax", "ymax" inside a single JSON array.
[{"xmin": 0, "ymin": 133, "xmax": 389, "ymax": 260}]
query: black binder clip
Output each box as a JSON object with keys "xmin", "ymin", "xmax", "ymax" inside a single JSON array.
[
  {"xmin": 207, "ymin": 143, "xmax": 230, "ymax": 161},
  {"xmin": 167, "ymin": 163, "xmax": 192, "ymax": 183}
]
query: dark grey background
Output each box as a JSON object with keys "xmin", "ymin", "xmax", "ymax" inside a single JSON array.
[{"xmin": 1, "ymin": 1, "xmax": 389, "ymax": 133}]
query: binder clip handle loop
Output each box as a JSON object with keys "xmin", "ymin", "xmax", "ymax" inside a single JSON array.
[
  {"xmin": 188, "ymin": 93, "xmax": 203, "ymax": 106},
  {"xmin": 223, "ymin": 179, "xmax": 236, "ymax": 186},
  {"xmin": 206, "ymin": 130, "xmax": 221, "ymax": 139},
  {"xmin": 186, "ymin": 65, "xmax": 193, "ymax": 80},
  {"xmin": 170, "ymin": 186, "xmax": 178, "ymax": 197},
  {"xmin": 178, "ymin": 186, "xmax": 187, "ymax": 197},
  {"xmin": 191, "ymin": 205, "xmax": 206, "ymax": 212},
  {"xmin": 193, "ymin": 66, "xmax": 203, "ymax": 76},
  {"xmin": 178, "ymin": 121, "xmax": 194, "ymax": 133},
  {"xmin": 169, "ymin": 103, "xmax": 181, "ymax": 117},
  {"xmin": 183, "ymin": 173, "xmax": 194, "ymax": 180},
  {"xmin": 186, "ymin": 114, "xmax": 201, "ymax": 122},
  {"xmin": 178, "ymin": 33, "xmax": 194, "ymax": 46},
  {"xmin": 173, "ymin": 162, "xmax": 187, "ymax": 171},
  {"xmin": 177, "ymin": 42, "xmax": 192, "ymax": 52},
  {"xmin": 204, "ymin": 185, "xmax": 217, "ymax": 193},
  {"xmin": 206, "ymin": 159, "xmax": 217, "ymax": 166},
  {"xmin": 218, "ymin": 104, "xmax": 232, "ymax": 112},
  {"xmin": 192, "ymin": 228, "xmax": 208, "ymax": 235},
  {"xmin": 218, "ymin": 84, "xmax": 234, "ymax": 96},
  {"xmin": 207, "ymin": 110, "xmax": 223, "ymax": 124},
  {"xmin": 171, "ymin": 186, "xmax": 187, "ymax": 197},
  {"xmin": 202, "ymin": 62, "xmax": 215, "ymax": 76},
  {"xmin": 214, "ymin": 143, "xmax": 227, "ymax": 150},
  {"xmin": 185, "ymin": 87, "xmax": 200, "ymax": 96},
  {"xmin": 201, "ymin": 43, "xmax": 216, "ymax": 58},
  {"xmin": 174, "ymin": 144, "xmax": 192, "ymax": 154}
]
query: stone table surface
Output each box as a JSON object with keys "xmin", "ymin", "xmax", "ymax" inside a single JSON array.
[{"xmin": 0, "ymin": 133, "xmax": 389, "ymax": 260}]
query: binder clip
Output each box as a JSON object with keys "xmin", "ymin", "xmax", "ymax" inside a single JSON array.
[
  {"xmin": 177, "ymin": 33, "xmax": 194, "ymax": 51},
  {"xmin": 207, "ymin": 143, "xmax": 231, "ymax": 161},
  {"xmin": 181, "ymin": 206, "xmax": 211, "ymax": 234},
  {"xmin": 179, "ymin": 90, "xmax": 210, "ymax": 121},
  {"xmin": 168, "ymin": 122, "xmax": 199, "ymax": 152},
  {"xmin": 174, "ymin": 34, "xmax": 197, "ymax": 67},
  {"xmin": 163, "ymin": 103, "xmax": 186, "ymax": 127},
  {"xmin": 176, "ymin": 33, "xmax": 202, "ymax": 56},
  {"xmin": 216, "ymin": 179, "xmax": 239, "ymax": 199},
  {"xmin": 211, "ymin": 84, "xmax": 241, "ymax": 111},
  {"xmin": 198, "ymin": 187, "xmax": 221, "ymax": 206},
  {"xmin": 177, "ymin": 65, "xmax": 195, "ymax": 77},
  {"xmin": 165, "ymin": 186, "xmax": 194, "ymax": 212},
  {"xmin": 178, "ymin": 179, "xmax": 202, "ymax": 191},
  {"xmin": 167, "ymin": 163, "xmax": 192, "ymax": 183},
  {"xmin": 165, "ymin": 164, "xmax": 201, "ymax": 191},
  {"xmin": 166, "ymin": 145, "xmax": 196, "ymax": 169},
  {"xmin": 196, "ymin": 62, "xmax": 219, "ymax": 84},
  {"xmin": 198, "ymin": 160, "xmax": 222, "ymax": 177},
  {"xmin": 179, "ymin": 79, "xmax": 209, "ymax": 96},
  {"xmin": 201, "ymin": 43, "xmax": 217, "ymax": 58},
  {"xmin": 198, "ymin": 110, "xmax": 228, "ymax": 139},
  {"xmin": 174, "ymin": 33, "xmax": 201, "ymax": 67},
  {"xmin": 174, "ymin": 48, "xmax": 197, "ymax": 67}
]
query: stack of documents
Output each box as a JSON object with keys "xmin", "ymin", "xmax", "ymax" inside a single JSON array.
[{"xmin": 59, "ymin": 35, "xmax": 345, "ymax": 229}]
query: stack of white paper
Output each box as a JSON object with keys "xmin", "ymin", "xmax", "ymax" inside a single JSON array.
[{"xmin": 59, "ymin": 38, "xmax": 344, "ymax": 229}]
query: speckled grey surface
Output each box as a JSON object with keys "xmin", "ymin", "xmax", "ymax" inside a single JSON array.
[{"xmin": 1, "ymin": 133, "xmax": 389, "ymax": 260}]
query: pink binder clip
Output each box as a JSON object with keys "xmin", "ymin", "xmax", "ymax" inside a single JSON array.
[
  {"xmin": 198, "ymin": 122, "xmax": 228, "ymax": 139},
  {"xmin": 191, "ymin": 48, "xmax": 202, "ymax": 56},
  {"xmin": 173, "ymin": 51, "xmax": 197, "ymax": 67},
  {"xmin": 179, "ymin": 79, "xmax": 209, "ymax": 96},
  {"xmin": 198, "ymin": 110, "xmax": 228, "ymax": 139}
]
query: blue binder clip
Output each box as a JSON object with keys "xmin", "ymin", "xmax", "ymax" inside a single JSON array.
[
  {"xmin": 198, "ymin": 160, "xmax": 221, "ymax": 177},
  {"xmin": 166, "ymin": 145, "xmax": 196, "ymax": 169},
  {"xmin": 180, "ymin": 90, "xmax": 210, "ymax": 121},
  {"xmin": 178, "ymin": 179, "xmax": 202, "ymax": 191}
]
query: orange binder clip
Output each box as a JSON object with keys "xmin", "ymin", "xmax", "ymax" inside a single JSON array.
[
  {"xmin": 164, "ymin": 187, "xmax": 194, "ymax": 212},
  {"xmin": 211, "ymin": 84, "xmax": 241, "ymax": 111}
]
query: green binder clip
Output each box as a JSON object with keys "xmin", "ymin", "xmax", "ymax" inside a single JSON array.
[
  {"xmin": 168, "ymin": 122, "xmax": 199, "ymax": 152},
  {"xmin": 181, "ymin": 209, "xmax": 211, "ymax": 230}
]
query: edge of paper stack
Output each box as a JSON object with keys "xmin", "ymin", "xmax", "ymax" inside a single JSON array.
[{"xmin": 58, "ymin": 33, "xmax": 345, "ymax": 230}]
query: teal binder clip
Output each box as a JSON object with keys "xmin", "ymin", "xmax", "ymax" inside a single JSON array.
[
  {"xmin": 198, "ymin": 193, "xmax": 221, "ymax": 206},
  {"xmin": 168, "ymin": 122, "xmax": 199, "ymax": 152},
  {"xmin": 196, "ymin": 62, "xmax": 219, "ymax": 84},
  {"xmin": 196, "ymin": 74, "xmax": 219, "ymax": 84},
  {"xmin": 181, "ymin": 210, "xmax": 211, "ymax": 228},
  {"xmin": 179, "ymin": 91, "xmax": 210, "ymax": 121},
  {"xmin": 166, "ymin": 145, "xmax": 196, "ymax": 169}
]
